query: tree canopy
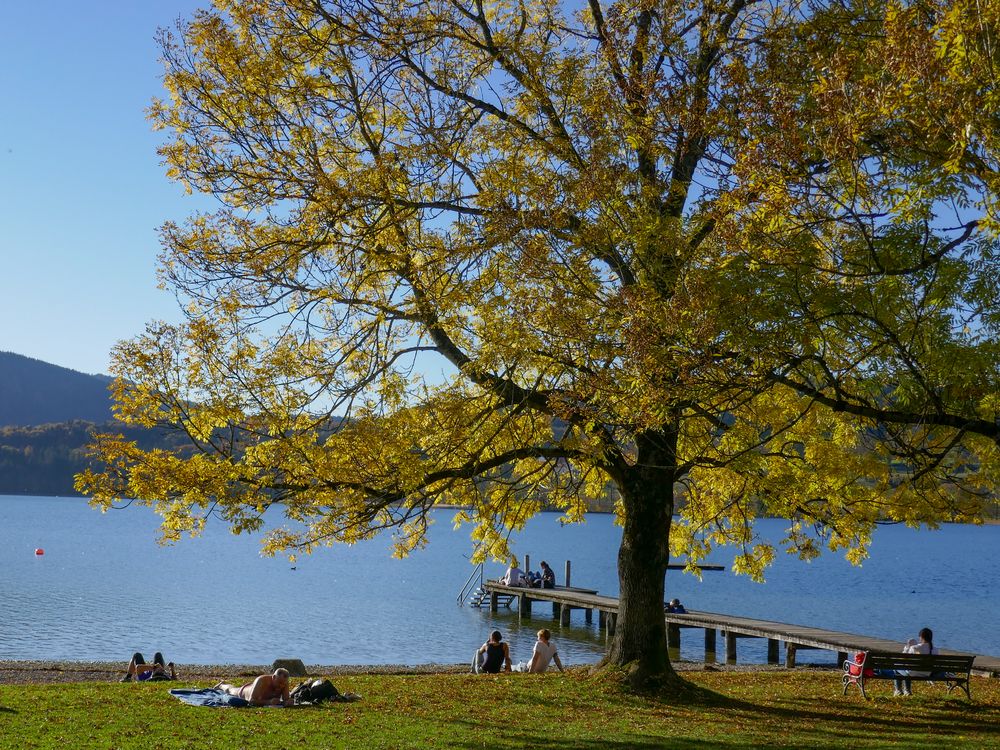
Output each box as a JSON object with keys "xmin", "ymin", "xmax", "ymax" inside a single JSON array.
[{"xmin": 78, "ymin": 0, "xmax": 1000, "ymax": 686}]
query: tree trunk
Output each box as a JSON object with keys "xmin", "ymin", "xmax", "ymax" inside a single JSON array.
[{"xmin": 603, "ymin": 427, "xmax": 679, "ymax": 689}]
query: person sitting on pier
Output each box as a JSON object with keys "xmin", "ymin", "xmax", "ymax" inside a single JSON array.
[
  {"xmin": 539, "ymin": 561, "xmax": 556, "ymax": 589},
  {"xmin": 119, "ymin": 651, "xmax": 177, "ymax": 682},
  {"xmin": 473, "ymin": 630, "xmax": 513, "ymax": 674},
  {"xmin": 501, "ymin": 558, "xmax": 527, "ymax": 587},
  {"xmin": 215, "ymin": 668, "xmax": 291, "ymax": 706},
  {"xmin": 665, "ymin": 598, "xmax": 687, "ymax": 614},
  {"xmin": 514, "ymin": 629, "xmax": 565, "ymax": 673}
]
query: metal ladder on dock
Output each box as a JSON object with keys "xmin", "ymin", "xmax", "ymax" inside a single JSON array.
[
  {"xmin": 457, "ymin": 560, "xmax": 516, "ymax": 608},
  {"xmin": 457, "ymin": 561, "xmax": 486, "ymax": 606}
]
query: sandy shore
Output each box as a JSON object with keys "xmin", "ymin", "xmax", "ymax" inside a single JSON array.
[{"xmin": 0, "ymin": 659, "xmax": 833, "ymax": 685}]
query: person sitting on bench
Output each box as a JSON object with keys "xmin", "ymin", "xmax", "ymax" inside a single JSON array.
[{"xmin": 884, "ymin": 627, "xmax": 938, "ymax": 696}]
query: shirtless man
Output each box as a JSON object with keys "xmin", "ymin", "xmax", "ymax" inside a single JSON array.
[{"xmin": 216, "ymin": 668, "xmax": 291, "ymax": 706}]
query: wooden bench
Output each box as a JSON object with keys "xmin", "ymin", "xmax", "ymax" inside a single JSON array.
[{"xmin": 842, "ymin": 651, "xmax": 975, "ymax": 700}]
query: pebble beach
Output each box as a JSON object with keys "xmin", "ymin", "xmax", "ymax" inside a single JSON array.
[{"xmin": 0, "ymin": 659, "xmax": 831, "ymax": 685}]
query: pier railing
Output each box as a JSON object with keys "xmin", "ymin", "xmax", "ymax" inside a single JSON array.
[{"xmin": 456, "ymin": 560, "xmax": 485, "ymax": 605}]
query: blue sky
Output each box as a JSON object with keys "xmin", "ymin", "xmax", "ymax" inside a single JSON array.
[{"xmin": 0, "ymin": 1, "xmax": 210, "ymax": 376}]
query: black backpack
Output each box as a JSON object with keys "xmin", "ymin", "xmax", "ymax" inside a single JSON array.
[{"xmin": 290, "ymin": 678, "xmax": 340, "ymax": 705}]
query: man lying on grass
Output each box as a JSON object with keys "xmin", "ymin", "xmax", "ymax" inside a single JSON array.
[{"xmin": 215, "ymin": 668, "xmax": 290, "ymax": 706}]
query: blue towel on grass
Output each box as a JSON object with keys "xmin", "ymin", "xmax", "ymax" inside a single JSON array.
[{"xmin": 169, "ymin": 688, "xmax": 250, "ymax": 707}]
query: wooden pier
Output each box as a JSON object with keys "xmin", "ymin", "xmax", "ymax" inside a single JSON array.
[{"xmin": 481, "ymin": 581, "xmax": 1000, "ymax": 678}]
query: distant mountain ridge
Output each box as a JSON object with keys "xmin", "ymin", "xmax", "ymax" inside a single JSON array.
[{"xmin": 0, "ymin": 351, "xmax": 114, "ymax": 426}]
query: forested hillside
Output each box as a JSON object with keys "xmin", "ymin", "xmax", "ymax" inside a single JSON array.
[
  {"xmin": 0, "ymin": 421, "xmax": 191, "ymax": 496},
  {"xmin": 0, "ymin": 353, "xmax": 191, "ymax": 496},
  {"xmin": 0, "ymin": 352, "xmax": 113, "ymax": 426}
]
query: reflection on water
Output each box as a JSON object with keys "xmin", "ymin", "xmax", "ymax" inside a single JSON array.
[{"xmin": 2, "ymin": 495, "xmax": 998, "ymax": 666}]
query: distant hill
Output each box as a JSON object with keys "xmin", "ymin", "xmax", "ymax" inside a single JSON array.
[
  {"xmin": 0, "ymin": 420, "xmax": 192, "ymax": 497},
  {"xmin": 0, "ymin": 351, "xmax": 114, "ymax": 426}
]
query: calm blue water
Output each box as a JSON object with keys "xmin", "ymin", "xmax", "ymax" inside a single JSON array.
[{"xmin": 1, "ymin": 495, "xmax": 997, "ymax": 666}]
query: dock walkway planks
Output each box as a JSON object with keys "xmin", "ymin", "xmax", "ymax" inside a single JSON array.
[{"xmin": 481, "ymin": 581, "xmax": 1000, "ymax": 677}]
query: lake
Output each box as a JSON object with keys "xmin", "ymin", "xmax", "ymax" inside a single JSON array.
[{"xmin": 2, "ymin": 495, "xmax": 998, "ymax": 667}]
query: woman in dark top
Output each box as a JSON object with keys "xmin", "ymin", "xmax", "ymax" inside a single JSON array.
[
  {"xmin": 474, "ymin": 630, "xmax": 512, "ymax": 673},
  {"xmin": 540, "ymin": 561, "xmax": 556, "ymax": 589}
]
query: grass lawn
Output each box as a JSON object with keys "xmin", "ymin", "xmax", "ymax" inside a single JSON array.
[{"xmin": 2, "ymin": 670, "xmax": 999, "ymax": 749}]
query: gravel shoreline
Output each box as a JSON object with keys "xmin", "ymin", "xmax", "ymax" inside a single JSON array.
[{"xmin": 0, "ymin": 659, "xmax": 833, "ymax": 685}]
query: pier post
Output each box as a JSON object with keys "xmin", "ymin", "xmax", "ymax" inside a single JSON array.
[
  {"xmin": 561, "ymin": 604, "xmax": 571, "ymax": 626},
  {"xmin": 599, "ymin": 610, "xmax": 607, "ymax": 629},
  {"xmin": 524, "ymin": 554, "xmax": 530, "ymax": 574},
  {"xmin": 490, "ymin": 591, "xmax": 498, "ymax": 612},
  {"xmin": 785, "ymin": 644, "xmax": 797, "ymax": 668},
  {"xmin": 564, "ymin": 560, "xmax": 571, "ymax": 588},
  {"xmin": 725, "ymin": 631, "xmax": 737, "ymax": 664},
  {"xmin": 767, "ymin": 639, "xmax": 780, "ymax": 664},
  {"xmin": 837, "ymin": 651, "xmax": 848, "ymax": 667},
  {"xmin": 704, "ymin": 628, "xmax": 717, "ymax": 661},
  {"xmin": 520, "ymin": 594, "xmax": 532, "ymax": 619},
  {"xmin": 607, "ymin": 612, "xmax": 617, "ymax": 637},
  {"xmin": 667, "ymin": 623, "xmax": 681, "ymax": 650},
  {"xmin": 585, "ymin": 608, "xmax": 593, "ymax": 624}
]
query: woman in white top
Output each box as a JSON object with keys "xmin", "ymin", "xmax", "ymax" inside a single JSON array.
[
  {"xmin": 895, "ymin": 627, "xmax": 937, "ymax": 696},
  {"xmin": 527, "ymin": 628, "xmax": 564, "ymax": 673},
  {"xmin": 501, "ymin": 558, "xmax": 526, "ymax": 587}
]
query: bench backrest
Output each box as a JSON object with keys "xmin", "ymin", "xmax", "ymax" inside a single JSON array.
[{"xmin": 863, "ymin": 652, "xmax": 975, "ymax": 672}]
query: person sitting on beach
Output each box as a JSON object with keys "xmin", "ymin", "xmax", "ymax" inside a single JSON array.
[
  {"xmin": 119, "ymin": 651, "xmax": 177, "ymax": 682},
  {"xmin": 539, "ymin": 561, "xmax": 556, "ymax": 589},
  {"xmin": 514, "ymin": 629, "xmax": 564, "ymax": 673},
  {"xmin": 473, "ymin": 630, "xmax": 513, "ymax": 674},
  {"xmin": 216, "ymin": 668, "xmax": 291, "ymax": 706},
  {"xmin": 665, "ymin": 598, "xmax": 687, "ymax": 614}
]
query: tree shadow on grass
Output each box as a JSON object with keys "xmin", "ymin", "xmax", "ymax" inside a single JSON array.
[
  {"xmin": 648, "ymin": 679, "xmax": 1000, "ymax": 748},
  {"xmin": 558, "ymin": 672, "xmax": 1000, "ymax": 748},
  {"xmin": 446, "ymin": 670, "xmax": 1000, "ymax": 749},
  {"xmin": 0, "ymin": 706, "xmax": 17, "ymax": 714},
  {"xmin": 428, "ymin": 717, "xmax": 733, "ymax": 750}
]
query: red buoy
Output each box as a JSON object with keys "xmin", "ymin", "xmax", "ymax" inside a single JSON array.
[{"xmin": 34, "ymin": 548, "xmax": 44, "ymax": 556}]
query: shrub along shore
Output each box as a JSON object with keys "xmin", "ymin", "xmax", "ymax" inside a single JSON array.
[{"xmin": 1, "ymin": 661, "xmax": 999, "ymax": 749}]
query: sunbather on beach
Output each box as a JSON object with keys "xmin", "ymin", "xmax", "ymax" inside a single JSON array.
[
  {"xmin": 473, "ymin": 630, "xmax": 512, "ymax": 673},
  {"xmin": 120, "ymin": 651, "xmax": 177, "ymax": 682},
  {"xmin": 216, "ymin": 668, "xmax": 291, "ymax": 706},
  {"xmin": 513, "ymin": 629, "xmax": 564, "ymax": 673}
]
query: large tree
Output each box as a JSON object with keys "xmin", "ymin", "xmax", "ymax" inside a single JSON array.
[{"xmin": 80, "ymin": 0, "xmax": 1000, "ymax": 687}]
